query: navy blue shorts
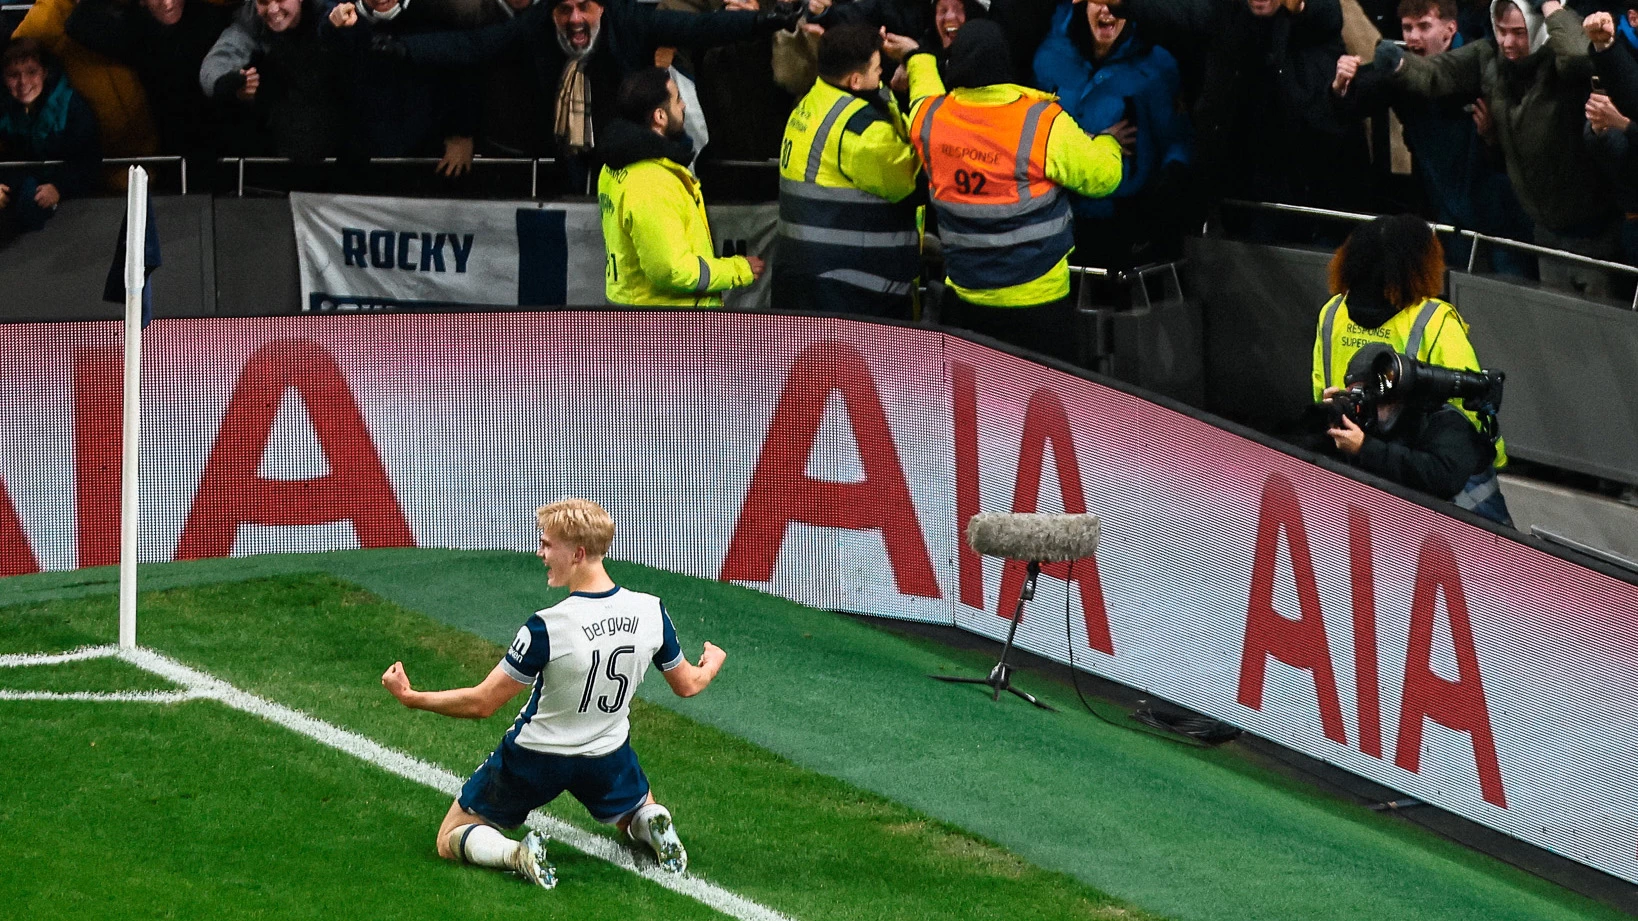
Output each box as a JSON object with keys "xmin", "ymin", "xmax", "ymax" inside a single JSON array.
[{"xmin": 459, "ymin": 738, "xmax": 651, "ymax": 828}]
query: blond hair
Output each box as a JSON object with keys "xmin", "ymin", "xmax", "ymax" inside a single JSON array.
[{"xmin": 536, "ymin": 498, "xmax": 615, "ymax": 558}]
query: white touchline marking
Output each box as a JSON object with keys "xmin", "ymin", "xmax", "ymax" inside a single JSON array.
[
  {"xmin": 0, "ymin": 689, "xmax": 201, "ymax": 703},
  {"xmin": 0, "ymin": 645, "xmax": 124, "ymax": 668},
  {"xmin": 0, "ymin": 645, "xmax": 795, "ymax": 921}
]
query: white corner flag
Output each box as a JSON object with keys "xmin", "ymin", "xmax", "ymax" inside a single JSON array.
[{"xmin": 116, "ymin": 166, "xmax": 154, "ymax": 648}]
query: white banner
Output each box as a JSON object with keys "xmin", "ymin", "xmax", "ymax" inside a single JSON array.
[{"xmin": 291, "ymin": 193, "xmax": 778, "ymax": 311}]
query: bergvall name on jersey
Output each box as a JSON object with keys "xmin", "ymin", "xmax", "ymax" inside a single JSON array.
[{"xmin": 583, "ymin": 616, "xmax": 641, "ymax": 642}]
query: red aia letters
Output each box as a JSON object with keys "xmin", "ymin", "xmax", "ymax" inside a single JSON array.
[
  {"xmin": 0, "ymin": 474, "xmax": 38, "ymax": 576},
  {"xmin": 175, "ymin": 339, "xmax": 413, "ymax": 558},
  {"xmin": 991, "ymin": 384, "xmax": 1114, "ymax": 654},
  {"xmin": 724, "ymin": 348, "xmax": 1113, "ymax": 648},
  {"xmin": 2, "ymin": 340, "xmax": 414, "ymax": 573},
  {"xmin": 721, "ymin": 341, "xmax": 940, "ymax": 596},
  {"xmin": 1238, "ymin": 473, "xmax": 1506, "ymax": 807}
]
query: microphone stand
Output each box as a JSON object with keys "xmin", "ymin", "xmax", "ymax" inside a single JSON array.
[{"xmin": 930, "ymin": 560, "xmax": 1057, "ymax": 711}]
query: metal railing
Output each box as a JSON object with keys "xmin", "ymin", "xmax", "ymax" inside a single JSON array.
[
  {"xmin": 1072, "ymin": 261, "xmax": 1185, "ymax": 313},
  {"xmin": 217, "ymin": 155, "xmax": 788, "ymax": 196},
  {"xmin": 1, "ymin": 155, "xmax": 187, "ymax": 194},
  {"xmin": 0, "ymin": 153, "xmax": 776, "ymax": 199},
  {"xmin": 1220, "ymin": 199, "xmax": 1638, "ymax": 311},
  {"xmin": 220, "ymin": 156, "xmax": 549, "ymax": 198}
]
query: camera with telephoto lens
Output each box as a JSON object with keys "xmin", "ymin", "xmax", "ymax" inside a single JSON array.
[{"xmin": 1328, "ymin": 349, "xmax": 1506, "ymax": 439}]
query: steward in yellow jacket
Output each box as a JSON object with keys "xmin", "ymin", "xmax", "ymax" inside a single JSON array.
[
  {"xmin": 598, "ymin": 68, "xmax": 761, "ymax": 307},
  {"xmin": 774, "ymin": 23, "xmax": 920, "ymax": 318},
  {"xmin": 895, "ymin": 20, "xmax": 1122, "ymax": 360}
]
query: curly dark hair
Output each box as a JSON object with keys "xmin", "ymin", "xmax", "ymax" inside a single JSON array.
[{"xmin": 1327, "ymin": 213, "xmax": 1445, "ymax": 327}]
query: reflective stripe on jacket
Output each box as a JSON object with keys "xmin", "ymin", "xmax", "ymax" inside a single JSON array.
[
  {"xmin": 1312, "ymin": 294, "xmax": 1507, "ymax": 466},
  {"xmin": 906, "ymin": 54, "xmax": 1121, "ymax": 307},
  {"xmin": 598, "ymin": 156, "xmax": 752, "ymax": 307},
  {"xmin": 777, "ymin": 79, "xmax": 920, "ymax": 298}
]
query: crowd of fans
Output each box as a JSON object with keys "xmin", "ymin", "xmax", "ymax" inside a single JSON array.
[{"xmin": 5, "ymin": 0, "xmax": 1638, "ymax": 288}]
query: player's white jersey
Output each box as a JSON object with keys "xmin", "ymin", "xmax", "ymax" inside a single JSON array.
[{"xmin": 498, "ymin": 585, "xmax": 683, "ymax": 757}]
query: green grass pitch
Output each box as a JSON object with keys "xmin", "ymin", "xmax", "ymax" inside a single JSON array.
[
  {"xmin": 0, "ymin": 549, "xmax": 1624, "ymax": 921},
  {"xmin": 0, "ymin": 569, "xmax": 1154, "ymax": 921}
]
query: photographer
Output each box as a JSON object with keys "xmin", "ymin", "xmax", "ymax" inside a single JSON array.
[
  {"xmin": 1313, "ymin": 212, "xmax": 1506, "ymax": 466},
  {"xmin": 1324, "ymin": 343, "xmax": 1513, "ymax": 526}
]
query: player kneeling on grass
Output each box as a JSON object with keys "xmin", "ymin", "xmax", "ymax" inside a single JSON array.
[{"xmin": 380, "ymin": 497, "xmax": 726, "ymax": 888}]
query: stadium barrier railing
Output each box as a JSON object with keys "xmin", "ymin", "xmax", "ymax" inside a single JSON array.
[
  {"xmin": 1220, "ymin": 198, "xmax": 1638, "ymax": 311},
  {"xmin": 4, "ymin": 154, "xmax": 1625, "ymax": 303},
  {"xmin": 0, "ymin": 155, "xmax": 187, "ymax": 193}
]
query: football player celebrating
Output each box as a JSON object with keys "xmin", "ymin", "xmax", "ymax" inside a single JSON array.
[{"xmin": 381, "ymin": 498, "xmax": 726, "ymax": 887}]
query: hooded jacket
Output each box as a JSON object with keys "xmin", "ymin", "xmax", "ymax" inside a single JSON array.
[
  {"xmin": 1395, "ymin": 3, "xmax": 1611, "ymax": 235},
  {"xmin": 596, "ymin": 118, "xmax": 754, "ymax": 307}
]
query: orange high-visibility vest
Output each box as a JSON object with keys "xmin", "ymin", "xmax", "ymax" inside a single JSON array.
[{"xmin": 909, "ymin": 93, "xmax": 1074, "ymax": 293}]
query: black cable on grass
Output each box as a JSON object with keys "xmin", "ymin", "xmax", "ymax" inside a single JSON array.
[{"xmin": 1061, "ymin": 560, "xmax": 1238, "ymax": 748}]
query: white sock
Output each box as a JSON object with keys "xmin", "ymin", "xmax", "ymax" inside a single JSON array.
[
  {"xmin": 627, "ymin": 803, "xmax": 669, "ymax": 846},
  {"xmin": 450, "ymin": 824, "xmax": 520, "ymax": 869}
]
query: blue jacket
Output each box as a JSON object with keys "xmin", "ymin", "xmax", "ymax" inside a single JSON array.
[{"xmin": 1032, "ymin": 3, "xmax": 1190, "ymax": 218}]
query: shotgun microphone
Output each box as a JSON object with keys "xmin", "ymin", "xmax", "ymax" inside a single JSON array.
[
  {"xmin": 965, "ymin": 513, "xmax": 1101, "ymax": 562},
  {"xmin": 935, "ymin": 512, "xmax": 1101, "ymax": 711}
]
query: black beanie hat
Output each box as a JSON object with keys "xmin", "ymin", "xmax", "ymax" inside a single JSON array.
[
  {"xmin": 1344, "ymin": 343, "xmax": 1394, "ymax": 390},
  {"xmin": 944, "ymin": 19, "xmax": 1014, "ymax": 89}
]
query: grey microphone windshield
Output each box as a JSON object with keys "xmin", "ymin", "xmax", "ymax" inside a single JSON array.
[{"xmin": 965, "ymin": 513, "xmax": 1101, "ymax": 562}]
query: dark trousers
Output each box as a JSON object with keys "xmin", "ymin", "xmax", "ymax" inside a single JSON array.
[{"xmin": 941, "ymin": 288, "xmax": 1077, "ymax": 364}]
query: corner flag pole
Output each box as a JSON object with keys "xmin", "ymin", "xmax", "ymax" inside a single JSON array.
[{"xmin": 118, "ymin": 166, "xmax": 148, "ymax": 650}]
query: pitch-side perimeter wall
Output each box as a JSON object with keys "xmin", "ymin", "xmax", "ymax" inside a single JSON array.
[{"xmin": 1, "ymin": 312, "xmax": 1634, "ymax": 884}]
